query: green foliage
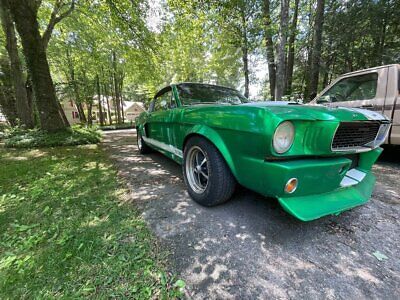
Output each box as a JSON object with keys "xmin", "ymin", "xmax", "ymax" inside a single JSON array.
[
  {"xmin": 0, "ymin": 146, "xmax": 184, "ymax": 298},
  {"xmin": 99, "ymin": 123, "xmax": 135, "ymax": 131},
  {"xmin": 3, "ymin": 126, "xmax": 102, "ymax": 148}
]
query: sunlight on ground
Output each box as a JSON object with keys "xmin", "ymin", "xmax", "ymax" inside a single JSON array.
[{"xmin": 0, "ymin": 149, "xmax": 48, "ymax": 160}]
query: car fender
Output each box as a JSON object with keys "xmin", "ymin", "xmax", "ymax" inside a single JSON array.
[{"xmin": 184, "ymin": 124, "xmax": 238, "ymax": 178}]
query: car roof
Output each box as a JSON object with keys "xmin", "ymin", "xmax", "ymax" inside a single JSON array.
[{"xmin": 343, "ymin": 64, "xmax": 400, "ymax": 76}]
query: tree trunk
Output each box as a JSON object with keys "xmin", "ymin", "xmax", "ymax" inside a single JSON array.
[
  {"xmin": 275, "ymin": 0, "xmax": 290, "ymax": 100},
  {"xmin": 285, "ymin": 0, "xmax": 300, "ymax": 95},
  {"xmin": 109, "ymin": 72, "xmax": 118, "ymax": 123},
  {"xmin": 102, "ymin": 80, "xmax": 112, "ymax": 125},
  {"xmin": 378, "ymin": 0, "xmax": 388, "ymax": 65},
  {"xmin": 87, "ymin": 102, "xmax": 92, "ymax": 126},
  {"xmin": 106, "ymin": 94, "xmax": 112, "ymax": 125},
  {"xmin": 96, "ymin": 74, "xmax": 104, "ymax": 126},
  {"xmin": 118, "ymin": 73, "xmax": 125, "ymax": 123},
  {"xmin": 112, "ymin": 51, "xmax": 121, "ymax": 123},
  {"xmin": 0, "ymin": 0, "xmax": 34, "ymax": 128},
  {"xmin": 303, "ymin": 0, "xmax": 314, "ymax": 100},
  {"xmin": 240, "ymin": 9, "xmax": 250, "ymax": 99},
  {"xmin": 66, "ymin": 47, "xmax": 86, "ymax": 123},
  {"xmin": 241, "ymin": 44, "xmax": 250, "ymax": 98},
  {"xmin": 308, "ymin": 0, "xmax": 326, "ymax": 101},
  {"xmin": 75, "ymin": 102, "xmax": 86, "ymax": 123},
  {"xmin": 264, "ymin": 0, "xmax": 276, "ymax": 100},
  {"xmin": 120, "ymin": 97, "xmax": 125, "ymax": 123},
  {"xmin": 8, "ymin": 0, "xmax": 67, "ymax": 131}
]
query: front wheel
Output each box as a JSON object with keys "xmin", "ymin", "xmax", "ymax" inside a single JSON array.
[
  {"xmin": 183, "ymin": 136, "xmax": 236, "ymax": 206},
  {"xmin": 137, "ymin": 129, "xmax": 152, "ymax": 154}
]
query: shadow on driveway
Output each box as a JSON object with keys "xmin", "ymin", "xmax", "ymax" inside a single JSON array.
[{"xmin": 102, "ymin": 129, "xmax": 400, "ymax": 299}]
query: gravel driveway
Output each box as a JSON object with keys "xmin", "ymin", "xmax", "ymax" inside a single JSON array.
[{"xmin": 102, "ymin": 129, "xmax": 400, "ymax": 299}]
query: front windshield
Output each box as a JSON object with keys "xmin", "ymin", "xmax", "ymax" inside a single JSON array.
[{"xmin": 177, "ymin": 83, "xmax": 248, "ymax": 105}]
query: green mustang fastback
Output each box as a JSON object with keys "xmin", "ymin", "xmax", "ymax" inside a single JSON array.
[{"xmin": 135, "ymin": 83, "xmax": 390, "ymax": 221}]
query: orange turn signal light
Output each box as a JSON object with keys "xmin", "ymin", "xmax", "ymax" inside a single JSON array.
[{"xmin": 284, "ymin": 178, "xmax": 298, "ymax": 194}]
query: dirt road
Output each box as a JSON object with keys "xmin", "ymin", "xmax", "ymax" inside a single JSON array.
[{"xmin": 103, "ymin": 129, "xmax": 400, "ymax": 299}]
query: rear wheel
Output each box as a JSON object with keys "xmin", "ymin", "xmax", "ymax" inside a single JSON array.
[
  {"xmin": 183, "ymin": 136, "xmax": 236, "ymax": 206},
  {"xmin": 137, "ymin": 129, "xmax": 152, "ymax": 154}
]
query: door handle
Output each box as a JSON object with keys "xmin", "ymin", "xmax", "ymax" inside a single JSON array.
[{"xmin": 361, "ymin": 104, "xmax": 374, "ymax": 108}]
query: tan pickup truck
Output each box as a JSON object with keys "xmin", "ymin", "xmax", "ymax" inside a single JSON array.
[{"xmin": 312, "ymin": 64, "xmax": 399, "ymax": 145}]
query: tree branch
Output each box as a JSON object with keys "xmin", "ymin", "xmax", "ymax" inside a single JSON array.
[{"xmin": 42, "ymin": 0, "xmax": 75, "ymax": 49}]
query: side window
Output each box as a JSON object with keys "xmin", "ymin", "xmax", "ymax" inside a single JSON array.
[
  {"xmin": 153, "ymin": 90, "xmax": 176, "ymax": 111},
  {"xmin": 398, "ymin": 68, "xmax": 400, "ymax": 94},
  {"xmin": 319, "ymin": 73, "xmax": 378, "ymax": 103}
]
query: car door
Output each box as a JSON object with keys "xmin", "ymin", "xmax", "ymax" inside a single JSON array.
[
  {"xmin": 144, "ymin": 88, "xmax": 172, "ymax": 148},
  {"xmin": 382, "ymin": 66, "xmax": 400, "ymax": 144},
  {"xmin": 315, "ymin": 68, "xmax": 387, "ymax": 114},
  {"xmin": 165, "ymin": 86, "xmax": 184, "ymax": 158}
]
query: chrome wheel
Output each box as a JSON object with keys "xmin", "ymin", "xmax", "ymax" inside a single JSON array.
[{"xmin": 185, "ymin": 146, "xmax": 209, "ymax": 194}]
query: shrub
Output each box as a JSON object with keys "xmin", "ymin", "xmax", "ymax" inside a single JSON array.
[
  {"xmin": 0, "ymin": 123, "xmax": 10, "ymax": 140},
  {"xmin": 99, "ymin": 122, "xmax": 135, "ymax": 131},
  {"xmin": 4, "ymin": 125, "xmax": 102, "ymax": 148}
]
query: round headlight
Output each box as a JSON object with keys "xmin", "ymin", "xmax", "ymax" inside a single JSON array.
[{"xmin": 273, "ymin": 121, "xmax": 295, "ymax": 154}]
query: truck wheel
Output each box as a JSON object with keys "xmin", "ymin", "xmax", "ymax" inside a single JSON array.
[
  {"xmin": 183, "ymin": 136, "xmax": 236, "ymax": 206},
  {"xmin": 137, "ymin": 130, "xmax": 151, "ymax": 154}
]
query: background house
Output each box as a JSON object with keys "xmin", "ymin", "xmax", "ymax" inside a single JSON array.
[
  {"xmin": 61, "ymin": 100, "xmax": 80, "ymax": 125},
  {"xmin": 61, "ymin": 96, "xmax": 145, "ymax": 125},
  {"xmin": 0, "ymin": 110, "xmax": 6, "ymax": 123}
]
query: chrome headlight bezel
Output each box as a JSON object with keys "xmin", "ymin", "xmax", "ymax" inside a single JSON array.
[{"xmin": 273, "ymin": 121, "xmax": 295, "ymax": 154}]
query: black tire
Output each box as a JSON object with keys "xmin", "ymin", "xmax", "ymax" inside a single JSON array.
[
  {"xmin": 137, "ymin": 129, "xmax": 152, "ymax": 154},
  {"xmin": 183, "ymin": 136, "xmax": 236, "ymax": 206}
]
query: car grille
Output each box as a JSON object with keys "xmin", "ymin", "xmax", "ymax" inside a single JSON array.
[{"xmin": 332, "ymin": 121, "xmax": 380, "ymax": 150}]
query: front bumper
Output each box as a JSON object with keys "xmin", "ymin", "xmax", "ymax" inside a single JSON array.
[
  {"xmin": 236, "ymin": 147, "xmax": 382, "ymax": 221},
  {"xmin": 278, "ymin": 171, "xmax": 375, "ymax": 221}
]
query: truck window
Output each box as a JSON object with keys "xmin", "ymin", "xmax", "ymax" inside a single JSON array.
[
  {"xmin": 317, "ymin": 73, "xmax": 378, "ymax": 103},
  {"xmin": 398, "ymin": 68, "xmax": 400, "ymax": 94}
]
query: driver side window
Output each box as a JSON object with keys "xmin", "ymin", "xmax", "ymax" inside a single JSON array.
[
  {"xmin": 153, "ymin": 91, "xmax": 171, "ymax": 112},
  {"xmin": 153, "ymin": 90, "xmax": 177, "ymax": 112},
  {"xmin": 321, "ymin": 73, "xmax": 378, "ymax": 102}
]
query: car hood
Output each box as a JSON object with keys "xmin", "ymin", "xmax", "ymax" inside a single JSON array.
[{"xmin": 240, "ymin": 102, "xmax": 387, "ymax": 122}]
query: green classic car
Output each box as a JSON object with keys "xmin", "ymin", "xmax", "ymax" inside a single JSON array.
[{"xmin": 135, "ymin": 83, "xmax": 390, "ymax": 221}]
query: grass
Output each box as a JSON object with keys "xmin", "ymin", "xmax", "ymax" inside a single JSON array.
[
  {"xmin": 3, "ymin": 126, "xmax": 102, "ymax": 148},
  {"xmin": 0, "ymin": 146, "xmax": 184, "ymax": 299}
]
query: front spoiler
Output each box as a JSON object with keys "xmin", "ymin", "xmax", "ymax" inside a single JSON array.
[{"xmin": 278, "ymin": 172, "xmax": 375, "ymax": 221}]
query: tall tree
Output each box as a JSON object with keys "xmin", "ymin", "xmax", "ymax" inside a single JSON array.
[
  {"xmin": 96, "ymin": 74, "xmax": 104, "ymax": 126},
  {"xmin": 240, "ymin": 8, "xmax": 250, "ymax": 98},
  {"xmin": 0, "ymin": 0, "xmax": 34, "ymax": 128},
  {"xmin": 8, "ymin": 0, "xmax": 67, "ymax": 131},
  {"xmin": 112, "ymin": 51, "xmax": 122, "ymax": 123},
  {"xmin": 263, "ymin": 0, "xmax": 276, "ymax": 100},
  {"xmin": 275, "ymin": 0, "xmax": 290, "ymax": 100},
  {"xmin": 65, "ymin": 46, "xmax": 87, "ymax": 123},
  {"xmin": 307, "ymin": 0, "xmax": 325, "ymax": 100},
  {"xmin": 285, "ymin": 0, "xmax": 300, "ymax": 95}
]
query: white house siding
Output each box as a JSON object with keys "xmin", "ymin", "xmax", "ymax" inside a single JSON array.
[{"xmin": 61, "ymin": 101, "xmax": 81, "ymax": 125}]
